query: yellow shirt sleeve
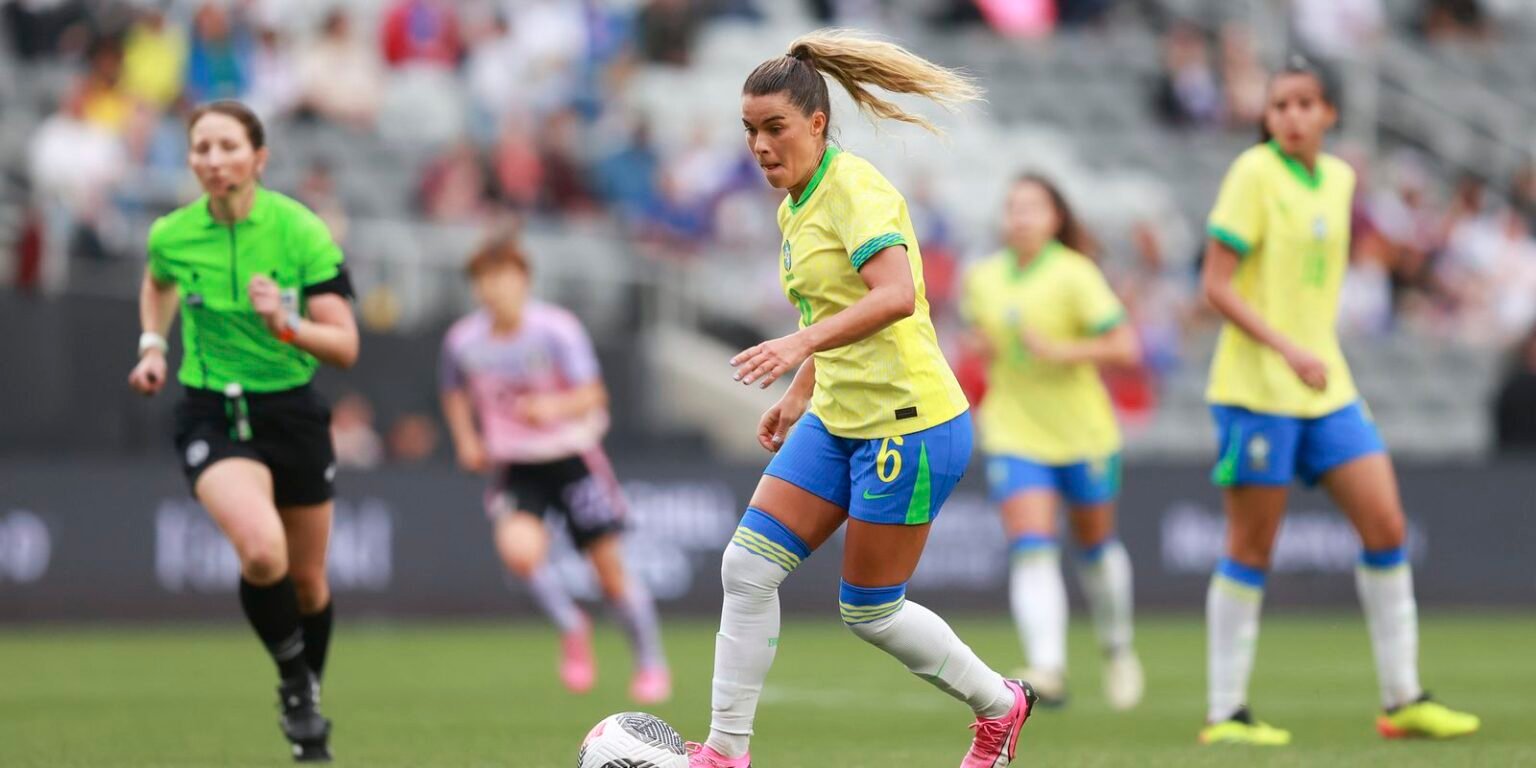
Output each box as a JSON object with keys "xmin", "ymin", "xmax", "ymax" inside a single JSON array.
[
  {"xmin": 830, "ymin": 170, "xmax": 909, "ymax": 270},
  {"xmin": 1073, "ymin": 261, "xmax": 1126, "ymax": 335},
  {"xmin": 1207, "ymin": 152, "xmax": 1266, "ymax": 257}
]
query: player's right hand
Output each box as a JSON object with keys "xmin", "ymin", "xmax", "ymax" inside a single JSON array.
[
  {"xmin": 758, "ymin": 395, "xmax": 808, "ymax": 453},
  {"xmin": 1283, "ymin": 345, "xmax": 1328, "ymax": 391},
  {"xmin": 127, "ymin": 351, "xmax": 167, "ymax": 396},
  {"xmin": 455, "ymin": 440, "xmax": 488, "ymax": 473}
]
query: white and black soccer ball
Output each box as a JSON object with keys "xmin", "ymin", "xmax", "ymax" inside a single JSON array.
[{"xmin": 577, "ymin": 712, "xmax": 688, "ymax": 768}]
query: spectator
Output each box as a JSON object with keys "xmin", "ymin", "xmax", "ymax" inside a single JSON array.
[
  {"xmin": 419, "ymin": 139, "xmax": 491, "ymax": 223},
  {"xmin": 1118, "ymin": 219, "xmax": 1194, "ymax": 379},
  {"xmin": 120, "ymin": 4, "xmax": 187, "ymax": 111},
  {"xmin": 1153, "ymin": 22, "xmax": 1222, "ymax": 129},
  {"xmin": 78, "ymin": 36, "xmax": 132, "ymax": 136},
  {"xmin": 1441, "ymin": 206, "xmax": 1536, "ymax": 345},
  {"xmin": 466, "ymin": 11, "xmax": 532, "ymax": 132},
  {"xmin": 1292, "ymin": 0, "xmax": 1385, "ymax": 61},
  {"xmin": 386, "ymin": 413, "xmax": 440, "ymax": 463},
  {"xmin": 185, "ymin": 2, "xmax": 251, "ymax": 103},
  {"xmin": 492, "ymin": 114, "xmax": 544, "ymax": 210},
  {"xmin": 1340, "ymin": 243, "xmax": 1396, "ymax": 337},
  {"xmin": 505, "ymin": 0, "xmax": 588, "ymax": 115},
  {"xmin": 1510, "ymin": 162, "xmax": 1536, "ymax": 231},
  {"xmin": 331, "ymin": 393, "xmax": 384, "ymax": 470},
  {"xmin": 1219, "ymin": 24, "xmax": 1266, "ymax": 128},
  {"xmin": 2, "ymin": 0, "xmax": 90, "ymax": 60},
  {"xmin": 27, "ymin": 87, "xmax": 128, "ymax": 268},
  {"xmin": 974, "ymin": 0, "xmax": 1056, "ymax": 38},
  {"xmin": 380, "ymin": 0, "xmax": 461, "ymax": 69},
  {"xmin": 637, "ymin": 0, "xmax": 700, "ymax": 67},
  {"xmin": 593, "ymin": 117, "xmax": 661, "ymax": 223},
  {"xmin": 1493, "ymin": 324, "xmax": 1536, "ymax": 454},
  {"xmin": 1422, "ymin": 0, "xmax": 1490, "ymax": 40},
  {"xmin": 246, "ymin": 25, "xmax": 301, "ymax": 122},
  {"xmin": 537, "ymin": 108, "xmax": 595, "ymax": 214},
  {"xmin": 298, "ymin": 159, "xmax": 350, "ymax": 243},
  {"xmin": 297, "ymin": 9, "xmax": 384, "ymax": 130}
]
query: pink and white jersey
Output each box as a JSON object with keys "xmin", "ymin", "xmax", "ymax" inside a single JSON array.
[{"xmin": 440, "ymin": 302, "xmax": 608, "ymax": 464}]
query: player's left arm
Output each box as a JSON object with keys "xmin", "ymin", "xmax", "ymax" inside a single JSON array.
[
  {"xmin": 732, "ymin": 245, "xmax": 914, "ymax": 388},
  {"xmin": 248, "ymin": 210, "xmax": 359, "ymax": 367}
]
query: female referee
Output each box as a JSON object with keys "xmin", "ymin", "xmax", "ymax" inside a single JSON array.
[
  {"xmin": 687, "ymin": 31, "xmax": 1037, "ymax": 768},
  {"xmin": 960, "ymin": 175, "xmax": 1143, "ymax": 711},
  {"xmin": 1198, "ymin": 59, "xmax": 1478, "ymax": 745},
  {"xmin": 440, "ymin": 235, "xmax": 669, "ymax": 705},
  {"xmin": 127, "ymin": 101, "xmax": 357, "ymax": 763}
]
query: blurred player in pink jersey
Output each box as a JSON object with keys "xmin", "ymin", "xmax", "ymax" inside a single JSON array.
[{"xmin": 440, "ymin": 234, "xmax": 669, "ymax": 704}]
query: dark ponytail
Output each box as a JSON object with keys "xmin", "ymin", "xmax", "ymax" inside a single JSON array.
[{"xmin": 1017, "ymin": 174, "xmax": 1098, "ymax": 259}]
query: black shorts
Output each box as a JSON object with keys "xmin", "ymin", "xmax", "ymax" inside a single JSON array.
[
  {"xmin": 173, "ymin": 384, "xmax": 336, "ymax": 507},
  {"xmin": 486, "ymin": 452, "xmax": 626, "ymax": 549}
]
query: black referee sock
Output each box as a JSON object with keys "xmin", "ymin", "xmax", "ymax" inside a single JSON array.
[
  {"xmin": 301, "ymin": 601, "xmax": 334, "ymax": 680},
  {"xmin": 239, "ymin": 577, "xmax": 310, "ymax": 681}
]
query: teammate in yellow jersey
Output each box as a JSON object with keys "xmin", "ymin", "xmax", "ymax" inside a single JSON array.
[
  {"xmin": 1198, "ymin": 58, "xmax": 1479, "ymax": 746},
  {"xmin": 960, "ymin": 175, "xmax": 1143, "ymax": 710},
  {"xmin": 686, "ymin": 30, "xmax": 1037, "ymax": 768}
]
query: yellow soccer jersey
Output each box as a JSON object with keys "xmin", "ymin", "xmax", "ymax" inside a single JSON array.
[
  {"xmin": 777, "ymin": 146, "xmax": 969, "ymax": 439},
  {"xmin": 1206, "ymin": 142, "xmax": 1359, "ymax": 417},
  {"xmin": 961, "ymin": 243, "xmax": 1125, "ymax": 463}
]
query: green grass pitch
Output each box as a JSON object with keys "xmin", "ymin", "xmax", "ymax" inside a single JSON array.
[{"xmin": 2, "ymin": 613, "xmax": 1531, "ymax": 767}]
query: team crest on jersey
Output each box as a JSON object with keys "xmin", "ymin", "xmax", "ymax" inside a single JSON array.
[
  {"xmin": 1247, "ymin": 434, "xmax": 1271, "ymax": 472},
  {"xmin": 1312, "ymin": 215, "xmax": 1327, "ymax": 241},
  {"xmin": 782, "ymin": 240, "xmax": 792, "ymax": 270}
]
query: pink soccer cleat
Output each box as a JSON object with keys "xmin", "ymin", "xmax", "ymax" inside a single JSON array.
[
  {"xmin": 961, "ymin": 679, "xmax": 1038, "ymax": 768},
  {"xmin": 685, "ymin": 742, "xmax": 751, "ymax": 768},
  {"xmin": 629, "ymin": 665, "xmax": 672, "ymax": 704},
  {"xmin": 559, "ymin": 622, "xmax": 596, "ymax": 694}
]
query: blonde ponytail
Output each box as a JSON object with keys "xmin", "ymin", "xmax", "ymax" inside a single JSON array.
[{"xmin": 743, "ymin": 28, "xmax": 982, "ymax": 135}]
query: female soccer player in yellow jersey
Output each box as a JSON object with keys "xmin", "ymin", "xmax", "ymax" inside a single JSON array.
[
  {"xmin": 686, "ymin": 31, "xmax": 1038, "ymax": 768},
  {"xmin": 1198, "ymin": 58, "xmax": 1479, "ymax": 746},
  {"xmin": 960, "ymin": 175, "xmax": 1143, "ymax": 711}
]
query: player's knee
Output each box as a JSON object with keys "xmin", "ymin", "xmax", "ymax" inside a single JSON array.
[
  {"xmin": 840, "ymin": 580, "xmax": 906, "ymax": 642},
  {"xmin": 721, "ymin": 508, "xmax": 808, "ymax": 598},
  {"xmin": 1361, "ymin": 513, "xmax": 1406, "ymax": 550},
  {"xmin": 239, "ymin": 540, "xmax": 289, "ymax": 584}
]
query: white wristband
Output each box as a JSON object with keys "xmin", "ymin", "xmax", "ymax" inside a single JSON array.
[{"xmin": 138, "ymin": 332, "xmax": 168, "ymax": 357}]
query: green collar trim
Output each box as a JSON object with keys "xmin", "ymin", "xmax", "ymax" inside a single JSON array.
[
  {"xmin": 1268, "ymin": 141, "xmax": 1322, "ymax": 190},
  {"xmin": 1007, "ymin": 240, "xmax": 1061, "ymax": 281},
  {"xmin": 787, "ymin": 145, "xmax": 840, "ymax": 213},
  {"xmin": 200, "ymin": 186, "xmax": 269, "ymax": 228}
]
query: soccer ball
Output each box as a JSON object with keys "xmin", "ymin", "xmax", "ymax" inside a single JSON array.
[{"xmin": 577, "ymin": 712, "xmax": 689, "ymax": 768}]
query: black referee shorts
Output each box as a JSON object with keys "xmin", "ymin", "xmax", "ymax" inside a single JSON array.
[{"xmin": 173, "ymin": 384, "xmax": 336, "ymax": 507}]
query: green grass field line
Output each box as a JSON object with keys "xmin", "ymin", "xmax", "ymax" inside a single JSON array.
[{"xmin": 2, "ymin": 614, "xmax": 1532, "ymax": 767}]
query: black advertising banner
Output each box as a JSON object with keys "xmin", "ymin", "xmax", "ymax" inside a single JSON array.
[{"xmin": 0, "ymin": 459, "xmax": 1531, "ymax": 622}]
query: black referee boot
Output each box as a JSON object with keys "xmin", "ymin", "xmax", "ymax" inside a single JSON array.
[{"xmin": 278, "ymin": 671, "xmax": 332, "ymax": 763}]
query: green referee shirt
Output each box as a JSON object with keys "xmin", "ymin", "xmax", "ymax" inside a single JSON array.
[{"xmin": 147, "ymin": 187, "xmax": 348, "ymax": 393}]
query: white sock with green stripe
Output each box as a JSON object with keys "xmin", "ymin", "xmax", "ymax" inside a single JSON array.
[
  {"xmin": 1009, "ymin": 535, "xmax": 1067, "ymax": 676},
  {"xmin": 842, "ymin": 581, "xmax": 1015, "ymax": 719},
  {"xmin": 1207, "ymin": 558, "xmax": 1266, "ymax": 723},
  {"xmin": 707, "ymin": 509, "xmax": 809, "ymax": 758},
  {"xmin": 1355, "ymin": 546, "xmax": 1422, "ymax": 709}
]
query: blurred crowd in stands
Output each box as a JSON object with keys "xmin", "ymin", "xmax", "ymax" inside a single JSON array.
[{"xmin": 6, "ymin": 0, "xmax": 1536, "ymax": 455}]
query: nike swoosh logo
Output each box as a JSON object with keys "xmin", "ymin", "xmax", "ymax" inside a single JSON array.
[{"xmin": 862, "ymin": 490, "xmax": 897, "ymax": 500}]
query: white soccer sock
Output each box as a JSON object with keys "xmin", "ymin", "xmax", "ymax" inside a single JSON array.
[
  {"xmin": 707, "ymin": 511, "xmax": 806, "ymax": 758},
  {"xmin": 1075, "ymin": 538, "xmax": 1135, "ymax": 655},
  {"xmin": 843, "ymin": 584, "xmax": 1015, "ymax": 719},
  {"xmin": 525, "ymin": 564, "xmax": 585, "ymax": 635},
  {"xmin": 1009, "ymin": 537, "xmax": 1067, "ymax": 676},
  {"xmin": 1355, "ymin": 547, "xmax": 1422, "ymax": 710},
  {"xmin": 1207, "ymin": 558, "xmax": 1265, "ymax": 723}
]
